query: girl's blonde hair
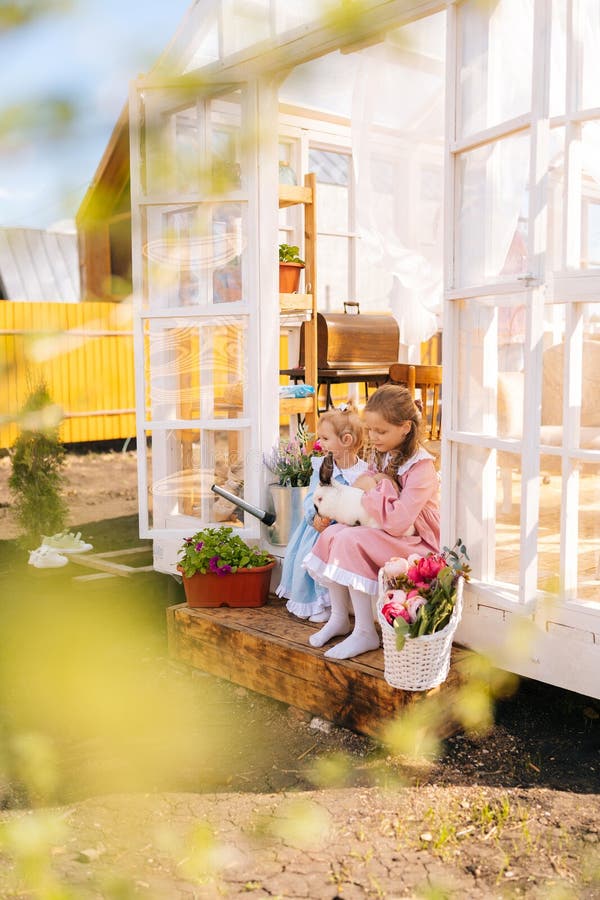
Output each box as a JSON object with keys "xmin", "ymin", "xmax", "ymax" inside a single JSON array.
[
  {"xmin": 318, "ymin": 400, "xmax": 364, "ymax": 455},
  {"xmin": 364, "ymin": 383, "xmax": 423, "ymax": 481}
]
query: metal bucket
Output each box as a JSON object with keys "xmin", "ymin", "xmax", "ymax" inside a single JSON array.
[{"xmin": 267, "ymin": 484, "xmax": 309, "ymax": 546}]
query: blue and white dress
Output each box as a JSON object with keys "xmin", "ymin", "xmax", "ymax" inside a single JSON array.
[{"xmin": 275, "ymin": 455, "xmax": 368, "ymax": 619}]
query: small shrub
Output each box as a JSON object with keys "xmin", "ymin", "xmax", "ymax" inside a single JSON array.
[{"xmin": 8, "ymin": 381, "xmax": 67, "ymax": 545}]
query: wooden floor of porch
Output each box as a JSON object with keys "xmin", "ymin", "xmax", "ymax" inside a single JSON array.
[{"xmin": 167, "ymin": 596, "xmax": 470, "ymax": 739}]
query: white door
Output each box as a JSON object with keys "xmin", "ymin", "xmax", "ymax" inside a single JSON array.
[
  {"xmin": 443, "ymin": 0, "xmax": 600, "ymax": 697},
  {"xmin": 129, "ymin": 76, "xmax": 280, "ymax": 573}
]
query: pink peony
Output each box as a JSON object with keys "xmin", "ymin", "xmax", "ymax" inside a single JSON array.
[
  {"xmin": 407, "ymin": 554, "xmax": 446, "ymax": 585},
  {"xmin": 385, "ymin": 588, "xmax": 406, "ymax": 603},
  {"xmin": 405, "ymin": 594, "xmax": 427, "ymax": 622},
  {"xmin": 383, "ymin": 557, "xmax": 409, "ymax": 578},
  {"xmin": 381, "ymin": 601, "xmax": 410, "ymax": 625}
]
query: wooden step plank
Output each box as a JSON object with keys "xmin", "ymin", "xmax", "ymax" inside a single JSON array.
[
  {"xmin": 179, "ymin": 600, "xmax": 384, "ymax": 674},
  {"xmin": 167, "ymin": 599, "xmax": 466, "ymax": 738},
  {"xmin": 73, "ymin": 573, "xmax": 117, "ymax": 582},
  {"xmin": 91, "ymin": 547, "xmax": 151, "ymax": 559},
  {"xmin": 69, "ymin": 555, "xmax": 137, "ymax": 575},
  {"xmin": 69, "ymin": 553, "xmax": 153, "ymax": 577}
]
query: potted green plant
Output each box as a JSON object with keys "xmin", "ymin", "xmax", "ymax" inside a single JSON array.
[
  {"xmin": 177, "ymin": 526, "xmax": 276, "ymax": 608},
  {"xmin": 279, "ymin": 243, "xmax": 305, "ymax": 293}
]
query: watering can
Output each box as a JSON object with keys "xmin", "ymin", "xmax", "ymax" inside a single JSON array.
[{"xmin": 210, "ymin": 484, "xmax": 276, "ymax": 526}]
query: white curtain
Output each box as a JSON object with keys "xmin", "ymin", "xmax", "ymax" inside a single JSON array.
[{"xmin": 351, "ymin": 33, "xmax": 445, "ymax": 346}]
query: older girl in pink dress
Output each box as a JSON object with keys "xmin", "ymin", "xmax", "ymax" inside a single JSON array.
[{"xmin": 302, "ymin": 383, "xmax": 440, "ymax": 660}]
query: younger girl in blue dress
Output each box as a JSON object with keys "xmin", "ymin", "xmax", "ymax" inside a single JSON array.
[{"xmin": 275, "ymin": 403, "xmax": 367, "ymax": 622}]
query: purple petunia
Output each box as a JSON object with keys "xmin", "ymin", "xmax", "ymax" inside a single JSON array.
[
  {"xmin": 195, "ymin": 541, "xmax": 204, "ymax": 551},
  {"xmin": 208, "ymin": 556, "xmax": 232, "ymax": 576}
]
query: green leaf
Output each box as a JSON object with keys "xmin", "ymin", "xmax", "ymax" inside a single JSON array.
[{"xmin": 395, "ymin": 631, "xmax": 406, "ymax": 651}]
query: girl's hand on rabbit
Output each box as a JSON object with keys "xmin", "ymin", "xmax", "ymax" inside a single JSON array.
[
  {"xmin": 354, "ymin": 473, "xmax": 399, "ymax": 494},
  {"xmin": 313, "ymin": 513, "xmax": 333, "ymax": 532},
  {"xmin": 353, "ymin": 473, "xmax": 378, "ymax": 491}
]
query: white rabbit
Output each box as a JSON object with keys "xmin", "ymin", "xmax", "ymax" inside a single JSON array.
[
  {"xmin": 312, "ymin": 454, "xmax": 415, "ymax": 534},
  {"xmin": 312, "ymin": 453, "xmax": 380, "ymax": 528}
]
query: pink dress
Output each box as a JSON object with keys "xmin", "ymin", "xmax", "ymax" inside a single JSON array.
[{"xmin": 302, "ymin": 448, "xmax": 440, "ymax": 596}]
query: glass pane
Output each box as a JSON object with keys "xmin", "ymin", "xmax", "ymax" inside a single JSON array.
[
  {"xmin": 550, "ymin": 0, "xmax": 567, "ymax": 118},
  {"xmin": 458, "ymin": 0, "xmax": 533, "ymax": 138},
  {"xmin": 539, "ymin": 302, "xmax": 600, "ymax": 437},
  {"xmin": 182, "ymin": 24, "xmax": 219, "ymax": 73},
  {"xmin": 581, "ymin": 0, "xmax": 600, "ymax": 110},
  {"xmin": 276, "ymin": 0, "xmax": 322, "ymax": 32},
  {"xmin": 144, "ymin": 319, "xmax": 248, "ymax": 422},
  {"xmin": 144, "ymin": 90, "xmax": 243, "ymax": 196},
  {"xmin": 578, "ymin": 462, "xmax": 600, "ymax": 600},
  {"xmin": 580, "ymin": 123, "xmax": 600, "ymax": 269},
  {"xmin": 495, "ymin": 456, "xmax": 520, "ymax": 588},
  {"xmin": 455, "ymin": 134, "xmax": 530, "ymax": 287},
  {"xmin": 316, "ymin": 181, "xmax": 349, "ymax": 233},
  {"xmin": 227, "ymin": 0, "xmax": 271, "ymax": 55},
  {"xmin": 455, "ymin": 443, "xmax": 495, "ymax": 581},
  {"xmin": 537, "ymin": 466, "xmax": 561, "ymax": 593},
  {"xmin": 144, "ymin": 98, "xmax": 201, "ymax": 195},
  {"xmin": 317, "ymin": 235, "xmax": 349, "ymax": 310},
  {"xmin": 309, "ymin": 148, "xmax": 350, "ymax": 232},
  {"xmin": 146, "ymin": 428, "xmax": 248, "ymax": 530},
  {"xmin": 279, "ymin": 141, "xmax": 298, "ymax": 185},
  {"xmin": 547, "ymin": 126, "xmax": 565, "ymax": 272},
  {"xmin": 536, "ymin": 464, "xmax": 600, "ymax": 601},
  {"xmin": 209, "ymin": 91, "xmax": 244, "ymax": 193},
  {"xmin": 142, "ymin": 203, "xmax": 246, "ymax": 310},
  {"xmin": 455, "ymin": 294, "xmax": 526, "ymax": 434}
]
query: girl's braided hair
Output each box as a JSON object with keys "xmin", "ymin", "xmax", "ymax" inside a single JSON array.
[
  {"xmin": 364, "ymin": 383, "xmax": 423, "ymax": 483},
  {"xmin": 318, "ymin": 399, "xmax": 364, "ymax": 455}
]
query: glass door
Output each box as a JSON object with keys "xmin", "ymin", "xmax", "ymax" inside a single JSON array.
[
  {"xmin": 129, "ymin": 77, "xmax": 267, "ymax": 551},
  {"xmin": 443, "ymin": 0, "xmax": 540, "ymax": 599},
  {"xmin": 444, "ymin": 0, "xmax": 600, "ymax": 696}
]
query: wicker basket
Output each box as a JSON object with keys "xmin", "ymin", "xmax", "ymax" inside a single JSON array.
[{"xmin": 376, "ymin": 575, "xmax": 463, "ymax": 692}]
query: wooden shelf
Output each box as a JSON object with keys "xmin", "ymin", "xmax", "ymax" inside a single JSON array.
[
  {"xmin": 279, "ymin": 292, "xmax": 313, "ymax": 312},
  {"xmin": 278, "ymin": 174, "xmax": 318, "ymax": 435},
  {"xmin": 279, "ymin": 396, "xmax": 315, "ymax": 415},
  {"xmin": 278, "ymin": 185, "xmax": 313, "ymax": 208}
]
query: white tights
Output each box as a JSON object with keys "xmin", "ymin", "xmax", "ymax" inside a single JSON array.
[{"xmin": 308, "ymin": 580, "xmax": 380, "ymax": 659}]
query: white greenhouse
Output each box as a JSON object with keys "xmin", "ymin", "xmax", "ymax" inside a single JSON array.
[{"xmin": 128, "ymin": 0, "xmax": 600, "ymax": 702}]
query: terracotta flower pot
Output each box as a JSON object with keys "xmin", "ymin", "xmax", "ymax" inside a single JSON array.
[
  {"xmin": 177, "ymin": 559, "xmax": 276, "ymax": 608},
  {"xmin": 279, "ymin": 262, "xmax": 304, "ymax": 293}
]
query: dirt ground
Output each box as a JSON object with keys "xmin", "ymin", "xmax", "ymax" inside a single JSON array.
[
  {"xmin": 0, "ymin": 448, "xmax": 599, "ymax": 898},
  {"xmin": 0, "ymin": 447, "xmax": 140, "ymax": 540}
]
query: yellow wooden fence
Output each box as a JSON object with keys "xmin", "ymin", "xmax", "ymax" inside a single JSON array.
[
  {"xmin": 0, "ymin": 304, "xmax": 442, "ymax": 449},
  {"xmin": 0, "ymin": 302, "xmax": 136, "ymax": 448}
]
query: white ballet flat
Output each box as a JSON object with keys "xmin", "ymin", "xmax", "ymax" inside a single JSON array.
[
  {"xmin": 28, "ymin": 546, "xmax": 69, "ymax": 568},
  {"xmin": 41, "ymin": 531, "xmax": 93, "ymax": 553}
]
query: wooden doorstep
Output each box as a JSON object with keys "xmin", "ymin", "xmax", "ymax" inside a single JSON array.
[{"xmin": 167, "ymin": 596, "xmax": 469, "ymax": 739}]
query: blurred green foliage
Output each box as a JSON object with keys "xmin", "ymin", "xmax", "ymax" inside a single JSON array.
[
  {"xmin": 0, "ymin": 0, "xmax": 70, "ymax": 30},
  {"xmin": 8, "ymin": 381, "xmax": 67, "ymax": 545}
]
